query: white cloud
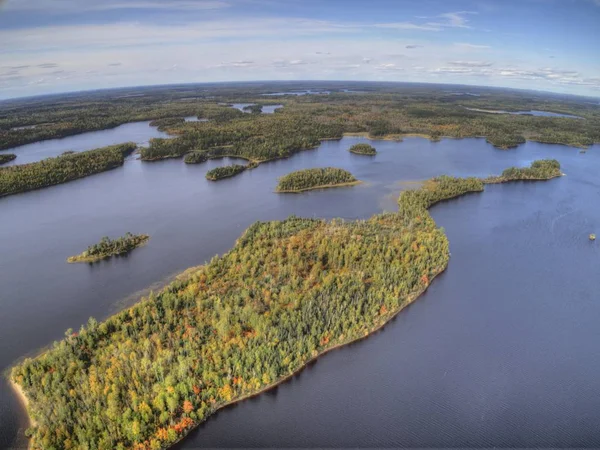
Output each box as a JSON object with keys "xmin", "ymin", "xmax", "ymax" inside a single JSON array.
[
  {"xmin": 218, "ymin": 60, "xmax": 254, "ymax": 67},
  {"xmin": 377, "ymin": 11, "xmax": 477, "ymax": 32},
  {"xmin": 453, "ymin": 43, "xmax": 491, "ymax": 50},
  {"xmin": 376, "ymin": 22, "xmax": 441, "ymax": 31},
  {"xmin": 0, "ymin": 10, "xmax": 597, "ymax": 98},
  {"xmin": 448, "ymin": 60, "xmax": 493, "ymax": 67}
]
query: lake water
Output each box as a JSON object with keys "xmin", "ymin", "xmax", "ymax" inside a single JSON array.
[
  {"xmin": 2, "ymin": 121, "xmax": 169, "ymax": 166},
  {"xmin": 465, "ymin": 107, "xmax": 583, "ymax": 119},
  {"xmin": 262, "ymin": 90, "xmax": 331, "ymax": 96},
  {"xmin": 1, "ymin": 128, "xmax": 599, "ymax": 448},
  {"xmin": 230, "ymin": 103, "xmax": 283, "ymax": 113}
]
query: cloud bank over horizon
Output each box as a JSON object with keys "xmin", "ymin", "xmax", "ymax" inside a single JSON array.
[{"xmin": 0, "ymin": 0, "xmax": 599, "ymax": 99}]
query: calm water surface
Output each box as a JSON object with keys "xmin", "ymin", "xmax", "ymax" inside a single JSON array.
[
  {"xmin": 1, "ymin": 129, "xmax": 599, "ymax": 448},
  {"xmin": 230, "ymin": 103, "xmax": 282, "ymax": 114},
  {"xmin": 465, "ymin": 107, "xmax": 583, "ymax": 119},
  {"xmin": 2, "ymin": 121, "xmax": 169, "ymax": 166}
]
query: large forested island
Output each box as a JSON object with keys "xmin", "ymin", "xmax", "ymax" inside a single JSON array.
[
  {"xmin": 276, "ymin": 167, "xmax": 359, "ymax": 192},
  {"xmin": 0, "ymin": 143, "xmax": 136, "ymax": 197},
  {"xmin": 67, "ymin": 233, "xmax": 150, "ymax": 263},
  {"xmin": 11, "ymin": 159, "xmax": 560, "ymax": 450}
]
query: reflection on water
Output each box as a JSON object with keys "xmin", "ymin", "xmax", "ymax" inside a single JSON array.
[{"xmin": 1, "ymin": 132, "xmax": 599, "ymax": 448}]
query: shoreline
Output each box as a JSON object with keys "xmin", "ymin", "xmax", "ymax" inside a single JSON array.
[
  {"xmin": 342, "ymin": 131, "xmax": 594, "ymax": 150},
  {"xmin": 8, "ymin": 379, "xmax": 34, "ymax": 450},
  {"xmin": 483, "ymin": 172, "xmax": 563, "ymax": 185},
  {"xmin": 9, "ymin": 164, "xmax": 561, "ymax": 449},
  {"xmin": 66, "ymin": 236, "xmax": 150, "ymax": 263},
  {"xmin": 12, "ymin": 228, "xmax": 445, "ymax": 450},
  {"xmin": 276, "ymin": 180, "xmax": 362, "ymax": 193},
  {"xmin": 167, "ymin": 262, "xmax": 447, "ymax": 449}
]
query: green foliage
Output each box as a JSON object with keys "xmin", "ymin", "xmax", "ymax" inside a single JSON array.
[
  {"xmin": 12, "ymin": 205, "xmax": 449, "ymax": 449},
  {"xmin": 10, "ymin": 159, "xmax": 562, "ymax": 449},
  {"xmin": 242, "ymin": 104, "xmax": 263, "ymax": 114},
  {"xmin": 2, "ymin": 83, "xmax": 598, "ymax": 154},
  {"xmin": 398, "ymin": 176, "xmax": 484, "ymax": 214},
  {"xmin": 68, "ymin": 232, "xmax": 150, "ymax": 263},
  {"xmin": 0, "ymin": 153, "xmax": 16, "ymax": 165},
  {"xmin": 140, "ymin": 138, "xmax": 194, "ymax": 161},
  {"xmin": 149, "ymin": 117, "xmax": 185, "ymax": 131},
  {"xmin": 183, "ymin": 152, "xmax": 208, "ymax": 164},
  {"xmin": 0, "ymin": 142, "xmax": 136, "ymax": 197},
  {"xmin": 205, "ymin": 164, "xmax": 246, "ymax": 180},
  {"xmin": 276, "ymin": 167, "xmax": 358, "ymax": 192},
  {"xmin": 485, "ymin": 134, "xmax": 526, "ymax": 149},
  {"xmin": 484, "ymin": 159, "xmax": 562, "ymax": 183},
  {"xmin": 349, "ymin": 143, "xmax": 377, "ymax": 155}
]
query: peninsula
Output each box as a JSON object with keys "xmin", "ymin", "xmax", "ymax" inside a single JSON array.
[{"xmin": 0, "ymin": 154, "xmax": 16, "ymax": 165}]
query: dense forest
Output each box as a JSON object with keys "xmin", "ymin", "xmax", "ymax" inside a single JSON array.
[
  {"xmin": 67, "ymin": 233, "xmax": 150, "ymax": 263},
  {"xmin": 205, "ymin": 164, "xmax": 247, "ymax": 180},
  {"xmin": 139, "ymin": 114, "xmax": 341, "ymax": 164},
  {"xmin": 0, "ymin": 143, "xmax": 136, "ymax": 197},
  {"xmin": 348, "ymin": 143, "xmax": 377, "ymax": 155},
  {"xmin": 183, "ymin": 152, "xmax": 208, "ymax": 164},
  {"xmin": 484, "ymin": 159, "xmax": 562, "ymax": 183},
  {"xmin": 11, "ymin": 158, "xmax": 561, "ymax": 450},
  {"xmin": 0, "ymin": 153, "xmax": 16, "ymax": 165},
  {"xmin": 276, "ymin": 167, "xmax": 359, "ymax": 192},
  {"xmin": 398, "ymin": 175, "xmax": 484, "ymax": 213},
  {"xmin": 149, "ymin": 118, "xmax": 185, "ymax": 131},
  {"xmin": 4, "ymin": 82, "xmax": 597, "ymax": 160}
]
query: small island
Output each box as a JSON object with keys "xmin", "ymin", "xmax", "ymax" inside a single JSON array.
[
  {"xmin": 349, "ymin": 143, "xmax": 377, "ymax": 155},
  {"xmin": 483, "ymin": 159, "xmax": 562, "ymax": 183},
  {"xmin": 67, "ymin": 232, "xmax": 149, "ymax": 263},
  {"xmin": 276, "ymin": 167, "xmax": 360, "ymax": 192},
  {"xmin": 205, "ymin": 164, "xmax": 247, "ymax": 181},
  {"xmin": 0, "ymin": 153, "xmax": 16, "ymax": 165}
]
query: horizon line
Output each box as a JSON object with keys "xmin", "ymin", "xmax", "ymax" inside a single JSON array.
[{"xmin": 2, "ymin": 80, "xmax": 599, "ymax": 104}]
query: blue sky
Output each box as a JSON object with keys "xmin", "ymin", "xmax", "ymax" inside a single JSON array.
[{"xmin": 0, "ymin": 0, "xmax": 599, "ymax": 99}]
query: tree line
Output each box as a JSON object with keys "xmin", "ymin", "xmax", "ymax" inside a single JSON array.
[
  {"xmin": 205, "ymin": 164, "xmax": 247, "ymax": 181},
  {"xmin": 276, "ymin": 167, "xmax": 358, "ymax": 192},
  {"xmin": 0, "ymin": 153, "xmax": 16, "ymax": 165},
  {"xmin": 349, "ymin": 143, "xmax": 377, "ymax": 155},
  {"xmin": 11, "ymin": 159, "xmax": 562, "ymax": 450},
  {"xmin": 0, "ymin": 143, "xmax": 137, "ymax": 197},
  {"xmin": 67, "ymin": 233, "xmax": 150, "ymax": 263}
]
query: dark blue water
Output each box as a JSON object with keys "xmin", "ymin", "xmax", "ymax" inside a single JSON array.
[{"xmin": 1, "ymin": 132, "xmax": 599, "ymax": 448}]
